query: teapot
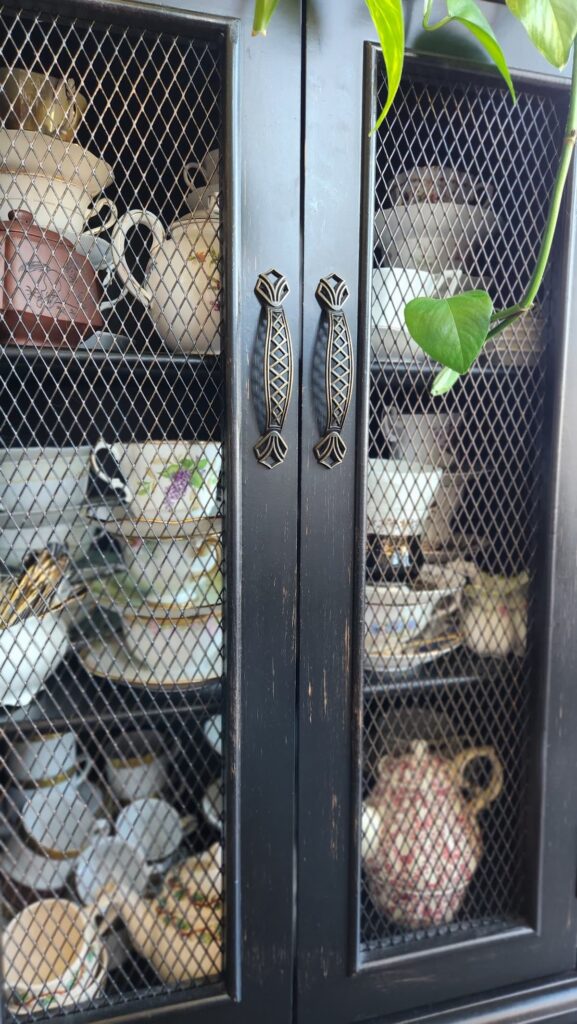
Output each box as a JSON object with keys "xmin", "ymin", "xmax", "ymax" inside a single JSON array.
[
  {"xmin": 111, "ymin": 209, "xmax": 220, "ymax": 355},
  {"xmin": 0, "ymin": 210, "xmax": 104, "ymax": 347},
  {"xmin": 362, "ymin": 741, "xmax": 503, "ymax": 929},
  {"xmin": 107, "ymin": 843, "xmax": 222, "ymax": 984}
]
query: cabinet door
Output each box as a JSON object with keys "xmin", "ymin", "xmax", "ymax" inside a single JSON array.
[
  {"xmin": 298, "ymin": 2, "xmax": 577, "ymax": 1021},
  {"xmin": 0, "ymin": 1, "xmax": 300, "ymax": 1022}
]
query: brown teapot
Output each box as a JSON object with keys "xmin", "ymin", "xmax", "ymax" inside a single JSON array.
[
  {"xmin": 362, "ymin": 740, "xmax": 503, "ymax": 929},
  {"xmin": 0, "ymin": 209, "xmax": 103, "ymax": 347}
]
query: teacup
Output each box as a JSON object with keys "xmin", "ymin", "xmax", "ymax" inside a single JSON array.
[
  {"xmin": 119, "ymin": 607, "xmax": 223, "ymax": 681},
  {"xmin": 365, "ymin": 579, "xmax": 460, "ymax": 644},
  {"xmin": 5, "ymin": 758, "xmax": 95, "ymax": 820},
  {"xmin": 366, "ymin": 459, "xmax": 444, "ymax": 537},
  {"xmin": 183, "ymin": 148, "xmax": 219, "ymax": 191},
  {"xmin": 74, "ymin": 837, "xmax": 150, "ymax": 905},
  {"xmin": 124, "ymin": 533, "xmax": 221, "ymax": 605},
  {"xmin": 0, "ymin": 445, "xmax": 91, "ymax": 518},
  {"xmin": 21, "ymin": 788, "xmax": 109, "ymax": 861},
  {"xmin": 89, "ymin": 439, "xmax": 221, "ymax": 524},
  {"xmin": 0, "ymin": 612, "xmax": 69, "ymax": 707},
  {"xmin": 2, "ymin": 898, "xmax": 105, "ymax": 1002},
  {"xmin": 104, "ymin": 729, "xmax": 168, "ymax": 804},
  {"xmin": 115, "ymin": 797, "xmax": 196, "ymax": 867},
  {"xmin": 0, "ymin": 833, "xmax": 72, "ymax": 896},
  {"xmin": 7, "ymin": 729, "xmax": 77, "ymax": 783}
]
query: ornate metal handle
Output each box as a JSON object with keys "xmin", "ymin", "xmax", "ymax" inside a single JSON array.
[
  {"xmin": 313, "ymin": 274, "xmax": 354, "ymax": 469},
  {"xmin": 253, "ymin": 269, "xmax": 294, "ymax": 468}
]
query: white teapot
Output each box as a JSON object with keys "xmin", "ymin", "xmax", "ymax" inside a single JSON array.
[{"xmin": 111, "ymin": 209, "xmax": 220, "ymax": 354}]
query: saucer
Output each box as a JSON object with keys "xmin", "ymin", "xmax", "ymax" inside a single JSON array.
[
  {"xmin": 77, "ymin": 635, "xmax": 223, "ymax": 690},
  {"xmin": 86, "ymin": 506, "xmax": 222, "ymax": 541},
  {"xmin": 365, "ymin": 613, "xmax": 462, "ymax": 673},
  {"xmin": 8, "ymin": 945, "xmax": 108, "ymax": 1015}
]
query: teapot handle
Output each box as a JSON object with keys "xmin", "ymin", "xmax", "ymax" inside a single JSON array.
[
  {"xmin": 451, "ymin": 746, "xmax": 503, "ymax": 815},
  {"xmin": 111, "ymin": 209, "xmax": 166, "ymax": 307}
]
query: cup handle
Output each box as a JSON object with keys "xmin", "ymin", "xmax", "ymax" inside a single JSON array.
[
  {"xmin": 180, "ymin": 813, "xmax": 198, "ymax": 837},
  {"xmin": 111, "ymin": 209, "xmax": 166, "ymax": 307},
  {"xmin": 183, "ymin": 161, "xmax": 201, "ymax": 190},
  {"xmin": 91, "ymin": 818, "xmax": 111, "ymax": 840},
  {"xmin": 63, "ymin": 77, "xmax": 83, "ymax": 137},
  {"xmin": 85, "ymin": 889, "xmax": 119, "ymax": 936},
  {"xmin": 89, "ymin": 440, "xmax": 132, "ymax": 503},
  {"xmin": 75, "ymin": 756, "xmax": 93, "ymax": 786},
  {"xmin": 85, "ymin": 197, "xmax": 119, "ymax": 237}
]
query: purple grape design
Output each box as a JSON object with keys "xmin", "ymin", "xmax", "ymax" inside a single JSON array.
[{"xmin": 164, "ymin": 468, "xmax": 191, "ymax": 509}]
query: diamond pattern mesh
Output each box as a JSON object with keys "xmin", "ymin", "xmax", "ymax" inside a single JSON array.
[
  {"xmin": 0, "ymin": 4, "xmax": 226, "ymax": 1017},
  {"xmin": 361, "ymin": 65, "xmax": 564, "ymax": 958}
]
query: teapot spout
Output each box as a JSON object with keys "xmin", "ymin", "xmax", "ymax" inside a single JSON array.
[{"xmin": 361, "ymin": 803, "xmax": 383, "ymax": 862}]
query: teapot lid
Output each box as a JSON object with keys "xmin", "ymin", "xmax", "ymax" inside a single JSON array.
[{"xmin": 1, "ymin": 209, "xmax": 74, "ymax": 249}]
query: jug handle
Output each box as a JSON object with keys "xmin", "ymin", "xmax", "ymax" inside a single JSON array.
[
  {"xmin": 111, "ymin": 209, "xmax": 166, "ymax": 307},
  {"xmin": 63, "ymin": 78, "xmax": 83, "ymax": 138},
  {"xmin": 451, "ymin": 746, "xmax": 504, "ymax": 815}
]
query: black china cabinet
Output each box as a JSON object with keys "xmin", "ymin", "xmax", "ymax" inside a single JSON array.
[{"xmin": 0, "ymin": 1, "xmax": 576, "ymax": 1023}]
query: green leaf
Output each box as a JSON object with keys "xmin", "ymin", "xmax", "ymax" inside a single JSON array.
[
  {"xmin": 445, "ymin": 0, "xmax": 516, "ymax": 101},
  {"xmin": 252, "ymin": 0, "xmax": 281, "ymax": 36},
  {"xmin": 404, "ymin": 290, "xmax": 493, "ymax": 373},
  {"xmin": 506, "ymin": 0, "xmax": 577, "ymax": 67},
  {"xmin": 159, "ymin": 464, "xmax": 180, "ymax": 478},
  {"xmin": 367, "ymin": 0, "xmax": 405, "ymax": 130},
  {"xmin": 423, "ymin": 1, "xmax": 515, "ymax": 100},
  {"xmin": 431, "ymin": 367, "xmax": 461, "ymax": 396},
  {"xmin": 136, "ymin": 481, "xmax": 151, "ymax": 495}
]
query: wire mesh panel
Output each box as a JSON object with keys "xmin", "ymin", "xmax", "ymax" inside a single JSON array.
[
  {"xmin": 0, "ymin": 3, "xmax": 228, "ymax": 1017},
  {"xmin": 361, "ymin": 64, "xmax": 564, "ymax": 959}
]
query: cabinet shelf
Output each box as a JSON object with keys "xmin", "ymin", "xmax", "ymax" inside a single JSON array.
[
  {"xmin": 0, "ymin": 654, "xmax": 222, "ymax": 733},
  {"xmin": 364, "ymin": 650, "xmax": 521, "ymax": 694}
]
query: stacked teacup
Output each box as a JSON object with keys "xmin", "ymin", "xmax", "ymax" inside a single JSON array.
[
  {"xmin": 372, "ymin": 164, "xmax": 497, "ymax": 362},
  {"xmin": 86, "ymin": 438, "xmax": 223, "ymax": 687}
]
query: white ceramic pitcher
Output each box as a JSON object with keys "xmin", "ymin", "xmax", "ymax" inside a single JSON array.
[{"xmin": 111, "ymin": 209, "xmax": 221, "ymax": 354}]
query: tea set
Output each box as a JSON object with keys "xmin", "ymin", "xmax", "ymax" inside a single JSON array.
[
  {"xmin": 0, "ymin": 66, "xmax": 221, "ymax": 352},
  {"xmin": 0, "ymin": 722, "xmax": 224, "ymax": 1002},
  {"xmin": 365, "ymin": 411, "xmax": 529, "ymax": 670}
]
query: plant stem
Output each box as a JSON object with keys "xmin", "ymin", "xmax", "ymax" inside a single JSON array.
[
  {"xmin": 424, "ymin": 15, "xmax": 452, "ymax": 31},
  {"xmin": 512, "ymin": 52, "xmax": 577, "ymax": 310}
]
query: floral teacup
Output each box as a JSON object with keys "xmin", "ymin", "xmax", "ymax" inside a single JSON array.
[{"xmin": 89, "ymin": 440, "xmax": 221, "ymax": 524}]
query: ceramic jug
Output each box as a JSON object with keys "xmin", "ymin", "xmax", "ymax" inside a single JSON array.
[
  {"xmin": 107, "ymin": 843, "xmax": 222, "ymax": 984},
  {"xmin": 111, "ymin": 209, "xmax": 220, "ymax": 354},
  {"xmin": 362, "ymin": 740, "xmax": 503, "ymax": 929}
]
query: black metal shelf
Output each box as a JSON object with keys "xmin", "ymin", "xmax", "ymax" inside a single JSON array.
[
  {"xmin": 363, "ymin": 650, "xmax": 522, "ymax": 694},
  {"xmin": 0, "ymin": 653, "xmax": 223, "ymax": 734}
]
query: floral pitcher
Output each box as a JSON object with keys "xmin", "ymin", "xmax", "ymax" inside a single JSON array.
[{"xmin": 362, "ymin": 740, "xmax": 503, "ymax": 929}]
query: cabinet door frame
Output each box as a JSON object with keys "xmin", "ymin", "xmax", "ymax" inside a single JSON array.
[
  {"xmin": 0, "ymin": 1, "xmax": 301, "ymax": 1022},
  {"xmin": 297, "ymin": 3, "xmax": 577, "ymax": 1022}
]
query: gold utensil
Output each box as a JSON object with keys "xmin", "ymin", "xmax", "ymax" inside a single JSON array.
[{"xmin": 0, "ymin": 68, "xmax": 87, "ymax": 141}]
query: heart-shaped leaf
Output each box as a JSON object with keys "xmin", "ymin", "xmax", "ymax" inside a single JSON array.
[
  {"xmin": 404, "ymin": 290, "xmax": 493, "ymax": 373},
  {"xmin": 367, "ymin": 0, "xmax": 405, "ymax": 130},
  {"xmin": 445, "ymin": 0, "xmax": 516, "ymax": 100},
  {"xmin": 506, "ymin": 0, "xmax": 577, "ymax": 68}
]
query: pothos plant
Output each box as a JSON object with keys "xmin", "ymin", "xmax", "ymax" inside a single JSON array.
[{"xmin": 253, "ymin": 0, "xmax": 577, "ymax": 396}]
